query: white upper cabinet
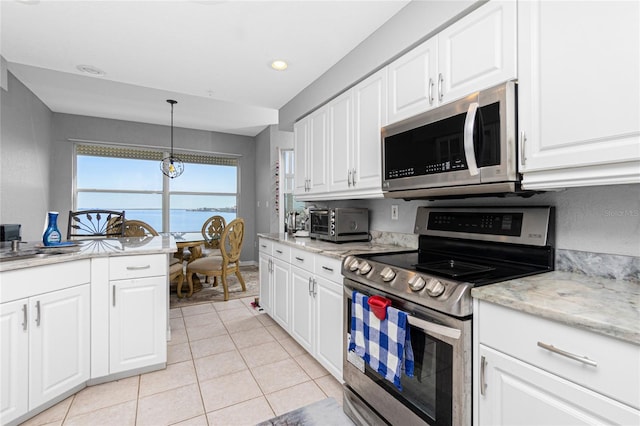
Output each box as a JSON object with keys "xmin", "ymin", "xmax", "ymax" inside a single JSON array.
[
  {"xmin": 518, "ymin": 0, "xmax": 640, "ymax": 189},
  {"xmin": 294, "ymin": 108, "xmax": 329, "ymax": 198},
  {"xmin": 387, "ymin": 37, "xmax": 437, "ymax": 123},
  {"xmin": 297, "ymin": 68, "xmax": 387, "ymax": 201},
  {"xmin": 388, "ymin": 1, "xmax": 517, "ymax": 124}
]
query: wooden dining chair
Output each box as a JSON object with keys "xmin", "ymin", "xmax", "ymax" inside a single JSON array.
[
  {"xmin": 67, "ymin": 209, "xmax": 125, "ymax": 239},
  {"xmin": 185, "ymin": 218, "xmax": 246, "ymax": 300},
  {"xmin": 122, "ymin": 219, "xmax": 159, "ymax": 237},
  {"xmin": 200, "ymin": 215, "xmax": 226, "ymax": 257}
]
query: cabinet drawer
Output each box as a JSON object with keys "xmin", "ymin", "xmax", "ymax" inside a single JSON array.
[
  {"xmin": 0, "ymin": 260, "xmax": 91, "ymax": 303},
  {"xmin": 478, "ymin": 301, "xmax": 640, "ymax": 409},
  {"xmin": 314, "ymin": 255, "xmax": 343, "ymax": 283},
  {"xmin": 271, "ymin": 243, "xmax": 291, "ymax": 262},
  {"xmin": 290, "ymin": 247, "xmax": 314, "ymax": 272},
  {"xmin": 109, "ymin": 254, "xmax": 166, "ymax": 280},
  {"xmin": 258, "ymin": 238, "xmax": 272, "ymax": 254}
]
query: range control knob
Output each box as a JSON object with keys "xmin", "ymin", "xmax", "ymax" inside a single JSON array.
[
  {"xmin": 408, "ymin": 275, "xmax": 426, "ymax": 292},
  {"xmin": 347, "ymin": 258, "xmax": 360, "ymax": 272},
  {"xmin": 425, "ymin": 279, "xmax": 445, "ymax": 297},
  {"xmin": 380, "ymin": 266, "xmax": 396, "ymax": 282},
  {"xmin": 358, "ymin": 262, "xmax": 372, "ymax": 275}
]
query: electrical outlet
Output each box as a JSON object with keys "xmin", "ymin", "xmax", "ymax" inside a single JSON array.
[{"xmin": 391, "ymin": 205, "xmax": 399, "ymax": 220}]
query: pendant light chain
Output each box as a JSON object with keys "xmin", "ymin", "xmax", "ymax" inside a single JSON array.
[{"xmin": 161, "ymin": 99, "xmax": 184, "ymax": 178}]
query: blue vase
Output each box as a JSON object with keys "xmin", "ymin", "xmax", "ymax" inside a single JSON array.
[{"xmin": 43, "ymin": 211, "xmax": 62, "ymax": 246}]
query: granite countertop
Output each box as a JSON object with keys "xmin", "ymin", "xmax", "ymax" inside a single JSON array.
[
  {"xmin": 472, "ymin": 271, "xmax": 640, "ymax": 345},
  {"xmin": 257, "ymin": 233, "xmax": 414, "ymax": 260},
  {"xmin": 0, "ymin": 236, "xmax": 177, "ymax": 272}
]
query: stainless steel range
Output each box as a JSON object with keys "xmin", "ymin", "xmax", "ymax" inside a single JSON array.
[{"xmin": 342, "ymin": 206, "xmax": 555, "ymax": 426}]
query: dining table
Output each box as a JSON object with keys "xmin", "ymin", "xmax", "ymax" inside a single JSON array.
[{"xmin": 163, "ymin": 232, "xmax": 208, "ymax": 294}]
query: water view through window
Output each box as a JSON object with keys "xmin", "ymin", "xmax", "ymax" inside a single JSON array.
[{"xmin": 76, "ymin": 153, "xmax": 238, "ymax": 232}]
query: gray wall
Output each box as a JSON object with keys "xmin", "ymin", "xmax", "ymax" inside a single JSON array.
[
  {"xmin": 50, "ymin": 113, "xmax": 257, "ymax": 262},
  {"xmin": 254, "ymin": 124, "xmax": 294, "ymax": 259},
  {"xmin": 0, "ymin": 72, "xmax": 52, "ymax": 241},
  {"xmin": 279, "ymin": 0, "xmax": 480, "ymax": 130}
]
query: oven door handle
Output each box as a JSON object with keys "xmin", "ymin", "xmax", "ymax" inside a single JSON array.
[
  {"xmin": 463, "ymin": 102, "xmax": 480, "ymax": 176},
  {"xmin": 407, "ymin": 315, "xmax": 461, "ymax": 340},
  {"xmin": 344, "ymin": 287, "xmax": 461, "ymax": 341}
]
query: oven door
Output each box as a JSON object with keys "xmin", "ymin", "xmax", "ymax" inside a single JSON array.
[
  {"xmin": 309, "ymin": 210, "xmax": 329, "ymax": 237},
  {"xmin": 343, "ymin": 278, "xmax": 471, "ymax": 426}
]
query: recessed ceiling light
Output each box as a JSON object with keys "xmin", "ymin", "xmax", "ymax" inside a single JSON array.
[
  {"xmin": 271, "ymin": 60, "xmax": 288, "ymax": 71},
  {"xmin": 76, "ymin": 64, "xmax": 105, "ymax": 77}
]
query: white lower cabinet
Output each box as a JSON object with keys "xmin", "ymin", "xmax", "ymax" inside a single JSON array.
[
  {"xmin": 271, "ymin": 258, "xmax": 291, "ymax": 331},
  {"xmin": 0, "ymin": 260, "xmax": 91, "ymax": 425},
  {"xmin": 258, "ymin": 239, "xmax": 344, "ymax": 381},
  {"xmin": 110, "ymin": 276, "xmax": 166, "ymax": 373},
  {"xmin": 475, "ymin": 300, "xmax": 640, "ymax": 426},
  {"xmin": 108, "ymin": 254, "xmax": 167, "ymax": 374},
  {"xmin": 289, "ymin": 248, "xmax": 344, "ymax": 380}
]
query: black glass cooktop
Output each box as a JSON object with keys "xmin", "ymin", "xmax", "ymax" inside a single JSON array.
[{"xmin": 358, "ymin": 249, "xmax": 551, "ymax": 286}]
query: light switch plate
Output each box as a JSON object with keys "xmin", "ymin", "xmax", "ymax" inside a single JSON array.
[{"xmin": 391, "ymin": 205, "xmax": 399, "ymax": 220}]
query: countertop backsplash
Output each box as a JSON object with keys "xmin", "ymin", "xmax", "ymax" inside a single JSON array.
[{"xmin": 556, "ymin": 249, "xmax": 640, "ymax": 283}]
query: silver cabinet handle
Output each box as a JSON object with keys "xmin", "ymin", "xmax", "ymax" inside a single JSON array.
[
  {"xmin": 480, "ymin": 355, "xmax": 488, "ymax": 396},
  {"xmin": 428, "ymin": 77, "xmax": 434, "ymax": 105},
  {"xmin": 352, "ymin": 168, "xmax": 357, "ymax": 186},
  {"xmin": 22, "ymin": 304, "xmax": 28, "ymax": 331},
  {"xmin": 348, "ymin": 169, "xmax": 352, "ymax": 187},
  {"xmin": 260, "ymin": 244, "xmax": 267, "ymax": 248},
  {"xmin": 520, "ymin": 131, "xmax": 527, "ymax": 166},
  {"xmin": 35, "ymin": 300, "xmax": 41, "ymax": 326},
  {"xmin": 537, "ymin": 341, "xmax": 597, "ymax": 367},
  {"xmin": 276, "ymin": 249, "xmax": 283, "ymax": 254},
  {"xmin": 308, "ymin": 277, "xmax": 313, "ymax": 296},
  {"xmin": 438, "ymin": 73, "xmax": 444, "ymax": 101},
  {"xmin": 321, "ymin": 265, "xmax": 334, "ymax": 272},
  {"xmin": 113, "ymin": 285, "xmax": 116, "ymax": 307},
  {"xmin": 295, "ymin": 256, "xmax": 304, "ymax": 262},
  {"xmin": 312, "ymin": 278, "xmax": 317, "ymax": 296},
  {"xmin": 126, "ymin": 265, "xmax": 151, "ymax": 270}
]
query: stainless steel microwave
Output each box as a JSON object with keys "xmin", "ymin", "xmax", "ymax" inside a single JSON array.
[
  {"xmin": 309, "ymin": 208, "xmax": 369, "ymax": 243},
  {"xmin": 382, "ymin": 81, "xmax": 522, "ymax": 199}
]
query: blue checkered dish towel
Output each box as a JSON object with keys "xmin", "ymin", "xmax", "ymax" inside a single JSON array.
[{"xmin": 348, "ymin": 291, "xmax": 414, "ymax": 391}]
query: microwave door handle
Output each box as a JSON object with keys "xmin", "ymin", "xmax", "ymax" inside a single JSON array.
[{"xmin": 463, "ymin": 102, "xmax": 480, "ymax": 176}]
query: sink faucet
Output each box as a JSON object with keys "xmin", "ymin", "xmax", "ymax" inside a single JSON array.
[{"xmin": 11, "ymin": 240, "xmax": 26, "ymax": 252}]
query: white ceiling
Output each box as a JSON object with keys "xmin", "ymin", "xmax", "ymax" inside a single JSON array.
[{"xmin": 1, "ymin": 0, "xmax": 409, "ymax": 137}]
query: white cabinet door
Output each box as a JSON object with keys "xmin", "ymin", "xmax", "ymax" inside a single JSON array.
[
  {"xmin": 328, "ymin": 90, "xmax": 353, "ymax": 193},
  {"xmin": 314, "ymin": 276, "xmax": 343, "ymax": 380},
  {"xmin": 518, "ymin": 0, "xmax": 640, "ymax": 189},
  {"xmin": 293, "ymin": 117, "xmax": 309, "ymax": 196},
  {"xmin": 308, "ymin": 108, "xmax": 329, "ymax": 195},
  {"xmin": 352, "ymin": 68, "xmax": 386, "ymax": 196},
  {"xmin": 478, "ymin": 345, "xmax": 640, "ymax": 425},
  {"xmin": 258, "ymin": 252, "xmax": 272, "ymax": 315},
  {"xmin": 0, "ymin": 299, "xmax": 29, "ymax": 425},
  {"xmin": 438, "ymin": 0, "xmax": 516, "ymax": 104},
  {"xmin": 29, "ymin": 285, "xmax": 90, "ymax": 408},
  {"xmin": 388, "ymin": 37, "xmax": 437, "ymax": 123},
  {"xmin": 110, "ymin": 276, "xmax": 166, "ymax": 374},
  {"xmin": 290, "ymin": 266, "xmax": 314, "ymax": 353},
  {"xmin": 271, "ymin": 258, "xmax": 291, "ymax": 331}
]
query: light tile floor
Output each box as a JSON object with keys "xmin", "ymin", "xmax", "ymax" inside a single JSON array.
[{"xmin": 21, "ymin": 297, "xmax": 344, "ymax": 426}]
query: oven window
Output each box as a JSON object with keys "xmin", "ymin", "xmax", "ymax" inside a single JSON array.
[
  {"xmin": 311, "ymin": 213, "xmax": 329, "ymax": 234},
  {"xmin": 364, "ymin": 324, "xmax": 453, "ymax": 425}
]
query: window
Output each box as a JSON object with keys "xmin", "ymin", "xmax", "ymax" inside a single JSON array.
[{"xmin": 75, "ymin": 145, "xmax": 238, "ymax": 232}]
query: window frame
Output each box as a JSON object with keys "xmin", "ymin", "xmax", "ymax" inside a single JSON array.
[{"xmin": 73, "ymin": 142, "xmax": 241, "ymax": 233}]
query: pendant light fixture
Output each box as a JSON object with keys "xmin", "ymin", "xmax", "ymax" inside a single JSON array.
[{"xmin": 160, "ymin": 99, "xmax": 184, "ymax": 179}]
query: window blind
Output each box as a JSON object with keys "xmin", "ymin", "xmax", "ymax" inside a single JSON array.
[{"xmin": 76, "ymin": 144, "xmax": 238, "ymax": 166}]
